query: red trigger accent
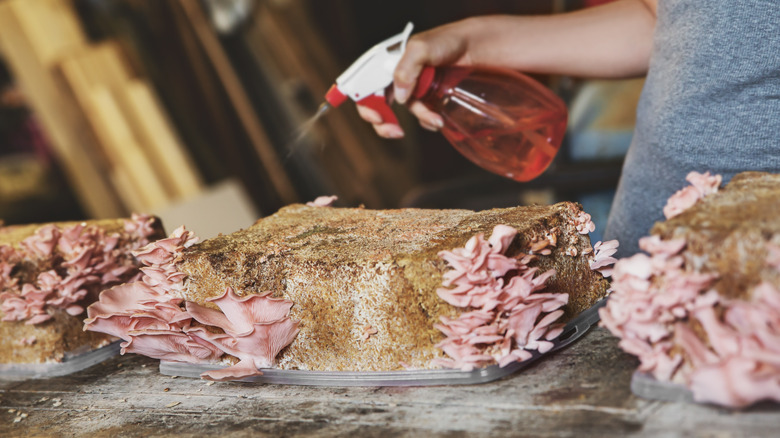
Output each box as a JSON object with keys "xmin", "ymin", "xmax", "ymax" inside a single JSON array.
[
  {"xmin": 357, "ymin": 95, "xmax": 399, "ymax": 125},
  {"xmin": 325, "ymin": 84, "xmax": 348, "ymax": 107}
]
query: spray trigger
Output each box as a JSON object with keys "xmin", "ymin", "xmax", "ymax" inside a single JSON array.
[{"xmin": 325, "ymin": 23, "xmax": 414, "ymax": 125}]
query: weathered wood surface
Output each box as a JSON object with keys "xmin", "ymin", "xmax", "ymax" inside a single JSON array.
[{"xmin": 2, "ymin": 328, "xmax": 778, "ymax": 437}]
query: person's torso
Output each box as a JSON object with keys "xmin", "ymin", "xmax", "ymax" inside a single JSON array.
[
  {"xmin": 605, "ymin": 0, "xmax": 780, "ymax": 257},
  {"xmin": 637, "ymin": 0, "xmax": 780, "ymax": 171}
]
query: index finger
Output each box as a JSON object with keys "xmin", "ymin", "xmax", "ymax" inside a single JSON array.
[{"xmin": 393, "ymin": 38, "xmax": 429, "ymax": 104}]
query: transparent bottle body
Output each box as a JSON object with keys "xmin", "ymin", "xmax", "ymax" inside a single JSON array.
[{"xmin": 418, "ymin": 67, "xmax": 567, "ymax": 182}]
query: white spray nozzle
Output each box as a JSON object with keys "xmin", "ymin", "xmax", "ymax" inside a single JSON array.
[{"xmin": 334, "ymin": 22, "xmax": 414, "ymax": 102}]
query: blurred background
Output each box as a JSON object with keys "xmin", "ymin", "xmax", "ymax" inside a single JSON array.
[{"xmin": 0, "ymin": 0, "xmax": 642, "ymax": 241}]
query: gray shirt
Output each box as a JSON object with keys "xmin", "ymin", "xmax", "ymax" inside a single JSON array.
[{"xmin": 604, "ymin": 0, "xmax": 780, "ymax": 257}]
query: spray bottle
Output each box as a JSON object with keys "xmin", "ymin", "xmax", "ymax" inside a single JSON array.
[{"xmin": 324, "ymin": 23, "xmax": 567, "ymax": 182}]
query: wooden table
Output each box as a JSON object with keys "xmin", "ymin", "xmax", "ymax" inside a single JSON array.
[{"xmin": 2, "ymin": 327, "xmax": 778, "ymax": 437}]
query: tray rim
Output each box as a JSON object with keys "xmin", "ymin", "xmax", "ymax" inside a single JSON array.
[
  {"xmin": 0, "ymin": 341, "xmax": 121, "ymax": 381},
  {"xmin": 159, "ymin": 299, "xmax": 606, "ymax": 386},
  {"xmin": 630, "ymin": 371, "xmax": 695, "ymax": 403}
]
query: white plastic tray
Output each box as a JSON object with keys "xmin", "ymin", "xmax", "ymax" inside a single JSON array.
[
  {"xmin": 0, "ymin": 341, "xmax": 120, "ymax": 381},
  {"xmin": 160, "ymin": 300, "xmax": 606, "ymax": 386}
]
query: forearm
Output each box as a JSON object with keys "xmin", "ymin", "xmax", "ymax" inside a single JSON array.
[
  {"xmin": 454, "ymin": 0, "xmax": 657, "ymax": 79},
  {"xmin": 384, "ymin": 0, "xmax": 658, "ymax": 136}
]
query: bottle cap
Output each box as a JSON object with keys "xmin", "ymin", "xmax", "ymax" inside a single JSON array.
[{"xmin": 325, "ymin": 84, "xmax": 348, "ymax": 107}]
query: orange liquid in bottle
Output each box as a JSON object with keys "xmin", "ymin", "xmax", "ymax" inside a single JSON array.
[{"xmin": 415, "ymin": 67, "xmax": 567, "ymax": 182}]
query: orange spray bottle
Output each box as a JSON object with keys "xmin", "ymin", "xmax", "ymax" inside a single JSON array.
[{"xmin": 325, "ymin": 23, "xmax": 567, "ymax": 182}]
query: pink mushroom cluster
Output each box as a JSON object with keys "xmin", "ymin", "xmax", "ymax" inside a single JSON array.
[
  {"xmin": 600, "ymin": 236, "xmax": 715, "ymax": 382},
  {"xmin": 601, "ymin": 235, "xmax": 780, "ymax": 407},
  {"xmin": 590, "ymin": 240, "xmax": 620, "ymax": 278},
  {"xmin": 431, "ymin": 225, "xmax": 569, "ymax": 371},
  {"xmin": 601, "ymin": 170, "xmax": 780, "ymax": 407},
  {"xmin": 0, "ymin": 214, "xmax": 158, "ymax": 325},
  {"xmin": 663, "ymin": 171, "xmax": 721, "ymax": 219},
  {"xmin": 84, "ymin": 226, "xmax": 300, "ymax": 381},
  {"xmin": 574, "ymin": 211, "xmax": 596, "ymax": 235}
]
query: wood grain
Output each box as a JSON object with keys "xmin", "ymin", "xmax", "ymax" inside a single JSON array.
[
  {"xmin": 119, "ymin": 80, "xmax": 205, "ymax": 200},
  {"xmin": 177, "ymin": 0, "xmax": 299, "ymax": 206},
  {"xmin": 87, "ymin": 86, "xmax": 171, "ymax": 210},
  {"xmin": 2, "ymin": 328, "xmax": 777, "ymax": 437}
]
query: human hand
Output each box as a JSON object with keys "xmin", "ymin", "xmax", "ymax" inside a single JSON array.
[{"xmin": 357, "ymin": 20, "xmax": 475, "ymax": 138}]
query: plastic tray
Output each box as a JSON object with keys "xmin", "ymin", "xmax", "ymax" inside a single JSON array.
[
  {"xmin": 0, "ymin": 341, "xmax": 121, "ymax": 381},
  {"xmin": 159, "ymin": 300, "xmax": 606, "ymax": 386},
  {"xmin": 631, "ymin": 371, "xmax": 695, "ymax": 403}
]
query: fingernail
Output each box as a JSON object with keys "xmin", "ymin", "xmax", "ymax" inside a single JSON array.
[
  {"xmin": 422, "ymin": 117, "xmax": 443, "ymax": 131},
  {"xmin": 386, "ymin": 125, "xmax": 404, "ymax": 138},
  {"xmin": 394, "ymin": 87, "xmax": 409, "ymax": 104}
]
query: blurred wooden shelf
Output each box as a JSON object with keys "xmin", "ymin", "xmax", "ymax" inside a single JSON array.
[{"xmin": 0, "ymin": 0, "xmax": 205, "ymax": 218}]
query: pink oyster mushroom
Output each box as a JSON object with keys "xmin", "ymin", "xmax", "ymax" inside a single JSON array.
[
  {"xmin": 306, "ymin": 195, "xmax": 338, "ymax": 207},
  {"xmin": 121, "ymin": 329, "xmax": 224, "ymax": 364},
  {"xmin": 589, "ymin": 240, "xmax": 619, "ymax": 277},
  {"xmin": 663, "ymin": 171, "xmax": 721, "ymax": 219},
  {"xmin": 85, "ymin": 225, "xmax": 301, "ymax": 381},
  {"xmin": 432, "ymin": 225, "xmax": 568, "ymax": 371},
  {"xmin": 601, "ymin": 217, "xmax": 780, "ymax": 407},
  {"xmin": 185, "ymin": 287, "xmax": 300, "ymax": 381},
  {"xmin": 574, "ymin": 211, "xmax": 596, "ymax": 235},
  {"xmin": 1, "ymin": 216, "xmax": 158, "ymax": 324}
]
